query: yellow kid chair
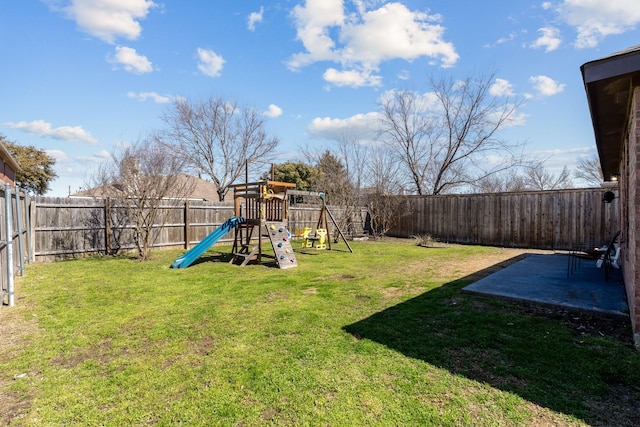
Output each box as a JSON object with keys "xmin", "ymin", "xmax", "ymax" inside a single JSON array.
[
  {"xmin": 314, "ymin": 228, "xmax": 327, "ymax": 250},
  {"xmin": 301, "ymin": 227, "xmax": 314, "ymax": 248}
]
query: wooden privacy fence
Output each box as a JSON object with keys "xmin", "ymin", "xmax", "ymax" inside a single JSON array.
[
  {"xmin": 1, "ymin": 185, "xmax": 31, "ymax": 307},
  {"xmin": 388, "ymin": 187, "xmax": 619, "ymax": 250},
  {"xmin": 32, "ymin": 197, "xmax": 366, "ymax": 262},
  {"xmin": 32, "ymin": 188, "xmax": 619, "ymax": 261}
]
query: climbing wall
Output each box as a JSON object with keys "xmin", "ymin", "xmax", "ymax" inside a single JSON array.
[{"xmin": 265, "ymin": 223, "xmax": 298, "ymax": 269}]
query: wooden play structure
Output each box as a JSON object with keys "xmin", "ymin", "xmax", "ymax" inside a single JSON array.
[
  {"xmin": 229, "ymin": 179, "xmax": 298, "ymax": 268},
  {"xmin": 170, "ymin": 161, "xmax": 353, "ymax": 269}
]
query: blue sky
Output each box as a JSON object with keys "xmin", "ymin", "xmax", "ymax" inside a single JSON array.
[{"xmin": 1, "ymin": 0, "xmax": 639, "ymax": 196}]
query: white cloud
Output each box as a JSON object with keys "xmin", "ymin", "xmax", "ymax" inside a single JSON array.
[
  {"xmin": 340, "ymin": 3, "xmax": 458, "ymax": 67},
  {"xmin": 323, "ymin": 68, "xmax": 382, "ymax": 87},
  {"xmin": 308, "ymin": 87, "xmax": 527, "ymax": 141},
  {"xmin": 495, "ymin": 32, "xmax": 518, "ymax": 45},
  {"xmin": 397, "ymin": 69, "xmax": 410, "ymax": 80},
  {"xmin": 502, "ymin": 109, "xmax": 528, "ymax": 127},
  {"xmin": 197, "ymin": 48, "xmax": 225, "ymax": 77},
  {"xmin": 308, "ymin": 112, "xmax": 381, "ymax": 140},
  {"xmin": 527, "ymin": 146, "xmax": 594, "ymax": 176},
  {"xmin": 94, "ymin": 149, "xmax": 111, "ymax": 159},
  {"xmin": 530, "ymin": 26, "xmax": 561, "ymax": 52},
  {"xmin": 5, "ymin": 120, "xmax": 98, "ymax": 145},
  {"xmin": 557, "ymin": 0, "xmax": 640, "ymax": 48},
  {"xmin": 288, "ymin": 0, "xmax": 345, "ymax": 69},
  {"xmin": 45, "ymin": 149, "xmax": 69, "ymax": 163},
  {"xmin": 56, "ymin": 0, "xmax": 156, "ymax": 44},
  {"xmin": 529, "ymin": 146, "xmax": 593, "ymax": 157},
  {"xmin": 541, "ymin": 2, "xmax": 553, "ymax": 10},
  {"xmin": 288, "ymin": 1, "xmax": 458, "ymax": 88},
  {"xmin": 110, "ymin": 46, "xmax": 153, "ymax": 74},
  {"xmin": 264, "ymin": 104, "xmax": 283, "ymax": 118},
  {"xmin": 530, "ymin": 75, "xmax": 565, "ymax": 96},
  {"xmin": 378, "ymin": 89, "xmax": 441, "ymax": 111},
  {"xmin": 248, "ymin": 6, "xmax": 264, "ymax": 31},
  {"xmin": 127, "ymin": 91, "xmax": 172, "ymax": 103},
  {"xmin": 490, "ymin": 78, "xmax": 515, "ymax": 97},
  {"xmin": 76, "ymin": 150, "xmax": 112, "ymax": 163}
]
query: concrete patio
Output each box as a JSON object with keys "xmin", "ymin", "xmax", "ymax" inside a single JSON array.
[{"xmin": 463, "ymin": 253, "xmax": 629, "ymax": 317}]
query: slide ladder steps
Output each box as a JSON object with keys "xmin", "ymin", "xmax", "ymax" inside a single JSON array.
[{"xmin": 230, "ymin": 244, "xmax": 259, "ymax": 266}]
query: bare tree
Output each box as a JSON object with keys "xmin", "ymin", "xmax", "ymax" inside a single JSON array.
[
  {"xmin": 332, "ymin": 134, "xmax": 374, "ymax": 237},
  {"xmin": 364, "ymin": 144, "xmax": 408, "ymax": 236},
  {"xmin": 305, "ymin": 137, "xmax": 408, "ymax": 237},
  {"xmin": 95, "ymin": 137, "xmax": 193, "ymax": 260},
  {"xmin": 377, "ymin": 71, "xmax": 525, "ymax": 195},
  {"xmin": 160, "ymin": 96, "xmax": 279, "ymax": 201},
  {"xmin": 336, "ymin": 135, "xmax": 411, "ymax": 238},
  {"xmin": 472, "ymin": 170, "xmax": 528, "ymax": 193},
  {"xmin": 334, "ymin": 132, "xmax": 369, "ymax": 192},
  {"xmin": 574, "ymin": 156, "xmax": 603, "ymax": 186},
  {"xmin": 525, "ymin": 161, "xmax": 573, "ymax": 190}
]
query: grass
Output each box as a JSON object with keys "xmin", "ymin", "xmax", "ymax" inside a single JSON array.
[{"xmin": 2, "ymin": 239, "xmax": 640, "ymax": 426}]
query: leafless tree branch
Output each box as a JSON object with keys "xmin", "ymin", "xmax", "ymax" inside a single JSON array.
[
  {"xmin": 574, "ymin": 156, "xmax": 603, "ymax": 186},
  {"xmin": 377, "ymin": 70, "xmax": 527, "ymax": 195},
  {"xmin": 159, "ymin": 96, "xmax": 279, "ymax": 201},
  {"xmin": 94, "ymin": 137, "xmax": 193, "ymax": 260}
]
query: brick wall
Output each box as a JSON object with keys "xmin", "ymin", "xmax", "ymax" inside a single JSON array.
[
  {"xmin": 623, "ymin": 87, "xmax": 640, "ymax": 347},
  {"xmin": 0, "ymin": 157, "xmax": 16, "ymax": 185}
]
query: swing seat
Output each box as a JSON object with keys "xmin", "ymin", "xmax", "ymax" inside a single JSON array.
[
  {"xmin": 301, "ymin": 227, "xmax": 315, "ymax": 248},
  {"xmin": 301, "ymin": 227, "xmax": 327, "ymax": 249}
]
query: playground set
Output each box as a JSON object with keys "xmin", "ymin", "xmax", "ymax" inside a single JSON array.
[{"xmin": 170, "ymin": 180, "xmax": 351, "ymax": 270}]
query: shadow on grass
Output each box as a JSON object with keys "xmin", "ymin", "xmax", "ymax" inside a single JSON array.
[
  {"xmin": 343, "ymin": 254, "xmax": 640, "ymax": 426},
  {"xmin": 190, "ymin": 250, "xmax": 285, "ymax": 268},
  {"xmin": 189, "ymin": 251, "xmax": 234, "ymax": 267}
]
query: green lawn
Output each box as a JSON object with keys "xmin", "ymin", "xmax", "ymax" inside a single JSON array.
[{"xmin": 2, "ymin": 240, "xmax": 639, "ymax": 426}]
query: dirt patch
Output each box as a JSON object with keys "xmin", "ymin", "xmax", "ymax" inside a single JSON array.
[
  {"xmin": 585, "ymin": 383, "xmax": 640, "ymax": 427},
  {"xmin": 513, "ymin": 303, "xmax": 632, "ymax": 344},
  {"xmin": 398, "ymin": 245, "xmax": 546, "ymax": 280},
  {"xmin": 380, "ymin": 286, "xmax": 426, "ymax": 299}
]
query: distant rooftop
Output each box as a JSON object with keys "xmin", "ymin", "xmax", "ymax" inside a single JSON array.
[{"xmin": 70, "ymin": 174, "xmax": 228, "ymax": 202}]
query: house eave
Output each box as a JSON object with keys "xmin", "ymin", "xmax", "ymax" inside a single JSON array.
[{"xmin": 581, "ymin": 45, "xmax": 640, "ymax": 181}]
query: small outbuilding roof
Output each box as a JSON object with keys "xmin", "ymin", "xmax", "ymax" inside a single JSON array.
[{"xmin": 581, "ymin": 44, "xmax": 640, "ymax": 180}]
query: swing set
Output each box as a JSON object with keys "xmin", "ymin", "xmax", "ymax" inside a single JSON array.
[{"xmin": 289, "ymin": 190, "xmax": 353, "ymax": 253}]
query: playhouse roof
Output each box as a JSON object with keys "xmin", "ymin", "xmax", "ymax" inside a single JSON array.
[
  {"xmin": 581, "ymin": 44, "xmax": 640, "ymax": 180},
  {"xmin": 230, "ymin": 180, "xmax": 296, "ymax": 194}
]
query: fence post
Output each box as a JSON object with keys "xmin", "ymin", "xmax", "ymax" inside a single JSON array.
[
  {"xmin": 28, "ymin": 199, "xmax": 35, "ymax": 263},
  {"xmin": 14, "ymin": 188, "xmax": 25, "ymax": 276},
  {"xmin": 4, "ymin": 183, "xmax": 14, "ymax": 306},
  {"xmin": 184, "ymin": 200, "xmax": 190, "ymax": 249},
  {"xmin": 104, "ymin": 197, "xmax": 113, "ymax": 255},
  {"xmin": 24, "ymin": 193, "xmax": 32, "ymax": 264}
]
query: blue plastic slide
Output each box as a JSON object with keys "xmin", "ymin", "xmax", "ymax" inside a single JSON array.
[{"xmin": 171, "ymin": 216, "xmax": 245, "ymax": 269}]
